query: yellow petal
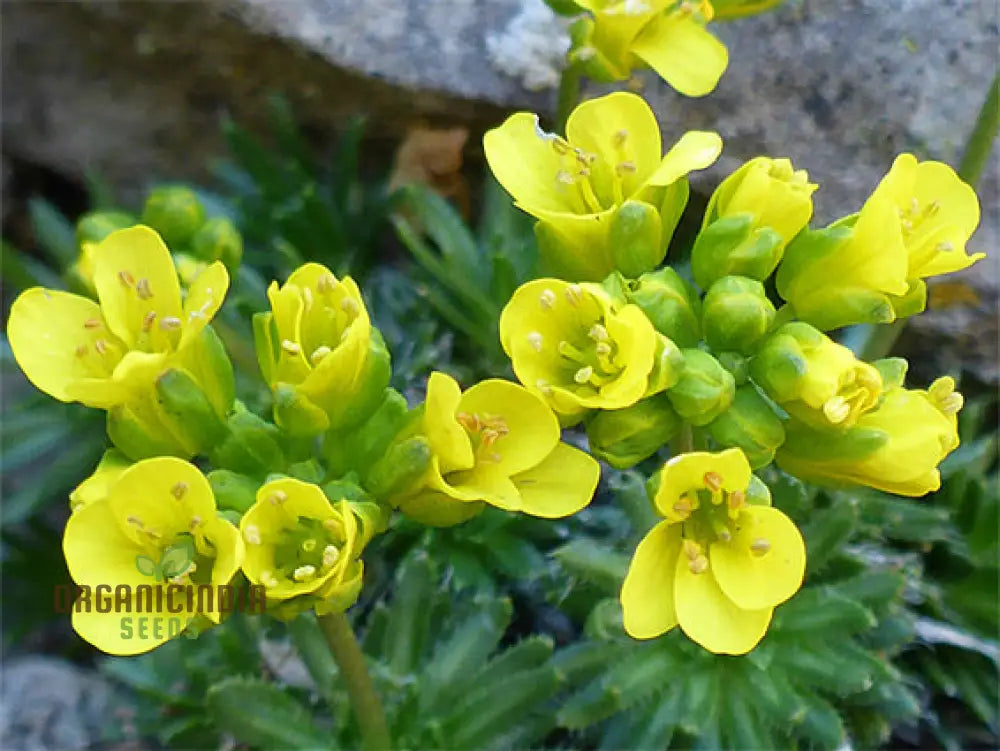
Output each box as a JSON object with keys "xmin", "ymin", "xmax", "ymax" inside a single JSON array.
[
  {"xmin": 484, "ymin": 112, "xmax": 578, "ymax": 216},
  {"xmin": 596, "ymin": 303, "xmax": 657, "ymax": 409},
  {"xmin": 512, "ymin": 442, "xmax": 600, "ymax": 518},
  {"xmin": 458, "ymin": 379, "xmax": 560, "ymax": 476},
  {"xmin": 631, "ymin": 14, "xmax": 728, "ymax": 97},
  {"xmin": 438, "ymin": 463, "xmax": 523, "ymax": 511},
  {"xmin": 180, "ymin": 261, "xmax": 229, "ymax": 349},
  {"xmin": 72, "ymin": 597, "xmax": 196, "ymax": 656},
  {"xmin": 425, "ymin": 371, "xmax": 476, "ymax": 475},
  {"xmin": 70, "ymin": 450, "xmax": 131, "ymax": 510},
  {"xmin": 109, "ymin": 457, "xmax": 217, "ymax": 546},
  {"xmin": 654, "ymin": 448, "xmax": 751, "ymax": 520},
  {"xmin": 566, "ymin": 92, "xmax": 662, "ymax": 197},
  {"xmin": 621, "ymin": 520, "xmax": 682, "ymax": 639},
  {"xmin": 644, "ymin": 130, "xmax": 723, "ymax": 188},
  {"xmin": 394, "ymin": 487, "xmax": 485, "ymax": 527},
  {"xmin": 266, "ymin": 280, "xmax": 311, "ymax": 385},
  {"xmin": 7, "ymin": 288, "xmax": 125, "ymax": 404},
  {"xmin": 710, "ymin": 506, "xmax": 806, "ymax": 610},
  {"xmin": 674, "ymin": 554, "xmax": 772, "ymax": 654},
  {"xmin": 92, "ymin": 226, "xmax": 183, "ymax": 350},
  {"xmin": 63, "ymin": 498, "xmax": 149, "ymax": 589}
]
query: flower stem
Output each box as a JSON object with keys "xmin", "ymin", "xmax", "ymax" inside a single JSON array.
[
  {"xmin": 555, "ymin": 65, "xmax": 581, "ymax": 136},
  {"xmin": 958, "ymin": 69, "xmax": 1000, "ymax": 188},
  {"xmin": 317, "ymin": 612, "xmax": 391, "ymax": 751}
]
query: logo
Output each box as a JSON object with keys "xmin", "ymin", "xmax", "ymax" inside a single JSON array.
[{"xmin": 135, "ymin": 537, "xmax": 195, "ymax": 582}]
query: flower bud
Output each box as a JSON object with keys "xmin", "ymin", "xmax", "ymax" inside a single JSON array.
[
  {"xmin": 191, "ymin": 217, "xmax": 243, "ymax": 271},
  {"xmin": 586, "ymin": 394, "xmax": 682, "ymax": 469},
  {"xmin": 691, "ymin": 214, "xmax": 784, "ymax": 290},
  {"xmin": 665, "ymin": 348, "xmax": 736, "ymax": 426},
  {"xmin": 626, "ymin": 267, "xmax": 701, "ymax": 348},
  {"xmin": 207, "ymin": 469, "xmax": 259, "ymax": 514},
  {"xmin": 701, "ymin": 275, "xmax": 776, "ymax": 355},
  {"xmin": 75, "ymin": 211, "xmax": 136, "ymax": 246},
  {"xmin": 366, "ymin": 436, "xmax": 434, "ymax": 501},
  {"xmin": 210, "ymin": 405, "xmax": 286, "ymax": 479},
  {"xmin": 273, "ymin": 384, "xmax": 330, "ymax": 437},
  {"xmin": 141, "ymin": 186, "xmax": 207, "ymax": 248},
  {"xmin": 751, "ymin": 322, "xmax": 883, "ymax": 430},
  {"xmin": 707, "ymin": 385, "xmax": 785, "ymax": 469},
  {"xmin": 155, "ymin": 368, "xmax": 230, "ymax": 455},
  {"xmin": 608, "ymin": 199, "xmax": 664, "ymax": 279},
  {"xmin": 106, "ymin": 403, "xmax": 188, "ymax": 461}
]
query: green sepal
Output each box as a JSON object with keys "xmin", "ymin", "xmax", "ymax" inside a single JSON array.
[
  {"xmin": 210, "ymin": 405, "xmax": 286, "ymax": 478},
  {"xmin": 608, "ymin": 199, "xmax": 663, "ymax": 278},
  {"xmin": 330, "ymin": 327, "xmax": 392, "ymax": 432},
  {"xmin": 191, "ymin": 216, "xmax": 243, "ymax": 271},
  {"xmin": 75, "ymin": 211, "xmax": 136, "ymax": 246},
  {"xmin": 155, "ymin": 368, "xmax": 229, "ymax": 454},
  {"xmin": 324, "ymin": 388, "xmax": 413, "ymax": 478},
  {"xmin": 701, "ymin": 275, "xmax": 776, "ymax": 355},
  {"xmin": 888, "ymin": 278, "xmax": 927, "ymax": 319},
  {"xmin": 273, "ymin": 384, "xmax": 330, "ymax": 437},
  {"xmin": 252, "ymin": 311, "xmax": 279, "ymax": 385},
  {"xmin": 207, "ymin": 469, "xmax": 259, "ymax": 514},
  {"xmin": 707, "ymin": 384, "xmax": 786, "ymax": 469},
  {"xmin": 691, "ymin": 213, "xmax": 784, "ymax": 289},
  {"xmin": 665, "ymin": 348, "xmax": 736, "ymax": 426},
  {"xmin": 626, "ymin": 267, "xmax": 701, "ymax": 347},
  {"xmin": 141, "ymin": 185, "xmax": 206, "ymax": 248},
  {"xmin": 871, "ymin": 357, "xmax": 908, "ymax": 391},
  {"xmin": 106, "ymin": 404, "xmax": 188, "ymax": 461},
  {"xmin": 644, "ymin": 333, "xmax": 685, "ymax": 395},
  {"xmin": 585, "ymin": 393, "xmax": 682, "ymax": 469},
  {"xmin": 366, "ymin": 436, "xmax": 433, "ymax": 501}
]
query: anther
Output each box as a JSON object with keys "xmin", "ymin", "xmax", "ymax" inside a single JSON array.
[
  {"xmin": 564, "ymin": 284, "xmax": 583, "ymax": 306},
  {"xmin": 75, "ymin": 344, "xmax": 88, "ymax": 357},
  {"xmin": 527, "ymin": 332, "xmax": 544, "ymax": 352},
  {"xmin": 682, "ymin": 539, "xmax": 702, "ymax": 560},
  {"xmin": 126, "ymin": 515, "xmax": 144, "ymax": 528},
  {"xmin": 595, "ymin": 342, "xmax": 612, "ymax": 356},
  {"xmin": 535, "ymin": 378, "xmax": 554, "ymax": 396},
  {"xmin": 589, "ymin": 323, "xmax": 609, "ymax": 341},
  {"xmin": 539, "ymin": 289, "xmax": 557, "ymax": 309},
  {"xmin": 260, "ymin": 570, "xmax": 280, "ymax": 588},
  {"xmin": 118, "ymin": 270, "xmax": 135, "ymax": 287},
  {"xmin": 936, "ymin": 241, "xmax": 955, "ymax": 252},
  {"xmin": 159, "ymin": 316, "xmax": 182, "ymax": 330},
  {"xmin": 317, "ymin": 275, "xmax": 337, "ymax": 293},
  {"xmin": 555, "ymin": 169, "xmax": 575, "ymax": 185},
  {"xmin": 135, "ymin": 278, "xmax": 153, "ymax": 299},
  {"xmin": 170, "ymin": 481, "xmax": 188, "ymax": 499},
  {"xmin": 190, "ymin": 515, "xmax": 202, "ymax": 529},
  {"xmin": 243, "ymin": 525, "xmax": 261, "ymax": 545},
  {"xmin": 728, "ymin": 490, "xmax": 746, "ymax": 511},
  {"xmin": 688, "ymin": 555, "xmax": 709, "ymax": 575},
  {"xmin": 142, "ymin": 311, "xmax": 157, "ymax": 332},
  {"xmin": 83, "ymin": 318, "xmax": 101, "ymax": 329},
  {"xmin": 310, "ymin": 345, "xmax": 332, "ymax": 364},
  {"xmin": 281, "ymin": 340, "xmax": 301, "ymax": 355},
  {"xmin": 613, "ymin": 129, "xmax": 628, "ymax": 146},
  {"xmin": 323, "ymin": 545, "xmax": 340, "ymax": 567},
  {"xmin": 940, "ymin": 392, "xmax": 964, "ymax": 415},
  {"xmin": 94, "ymin": 339, "xmax": 109, "ymax": 355},
  {"xmin": 750, "ymin": 538, "xmax": 772, "ymax": 556},
  {"xmin": 616, "ymin": 161, "xmax": 637, "ymax": 174},
  {"xmin": 341, "ymin": 297, "xmax": 360, "ymax": 316},
  {"xmin": 823, "ymin": 396, "xmax": 850, "ymax": 424},
  {"xmin": 302, "ymin": 287, "xmax": 314, "ymax": 310},
  {"xmin": 268, "ymin": 491, "xmax": 288, "ymax": 505},
  {"xmin": 574, "ymin": 366, "xmax": 594, "ymax": 384},
  {"xmin": 293, "ymin": 565, "xmax": 316, "ymax": 582},
  {"xmin": 703, "ymin": 471, "xmax": 723, "ymax": 492}
]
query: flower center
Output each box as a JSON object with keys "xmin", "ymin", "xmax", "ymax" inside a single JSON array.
[
  {"xmin": 249, "ymin": 514, "xmax": 344, "ymax": 589},
  {"xmin": 294, "ymin": 274, "xmax": 362, "ymax": 367},
  {"xmin": 543, "ymin": 128, "xmax": 637, "ymax": 214},
  {"xmin": 822, "ymin": 366, "xmax": 881, "ymax": 425},
  {"xmin": 896, "ymin": 197, "xmax": 948, "ymax": 252},
  {"xmin": 456, "ymin": 411, "xmax": 510, "ymax": 464}
]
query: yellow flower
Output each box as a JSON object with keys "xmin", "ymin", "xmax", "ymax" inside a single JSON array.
[
  {"xmin": 776, "ymin": 377, "xmax": 962, "ymax": 497},
  {"xmin": 7, "ymin": 226, "xmax": 229, "ymax": 410},
  {"xmin": 751, "ymin": 322, "xmax": 883, "ymax": 430},
  {"xmin": 239, "ymin": 478, "xmax": 367, "ymax": 619},
  {"xmin": 392, "ymin": 372, "xmax": 601, "ymax": 526},
  {"xmin": 776, "ymin": 186, "xmax": 910, "ymax": 331},
  {"xmin": 874, "ymin": 153, "xmax": 984, "ymax": 279},
  {"xmin": 621, "ymin": 448, "xmax": 805, "ymax": 654},
  {"xmin": 500, "ymin": 278, "xmax": 679, "ymax": 422},
  {"xmin": 254, "ymin": 263, "xmax": 389, "ymax": 433},
  {"xmin": 62, "ymin": 457, "xmax": 244, "ymax": 655},
  {"xmin": 484, "ymin": 92, "xmax": 722, "ymax": 280},
  {"xmin": 569, "ymin": 1, "xmax": 728, "ymax": 97},
  {"xmin": 69, "ymin": 450, "xmax": 131, "ymax": 511}
]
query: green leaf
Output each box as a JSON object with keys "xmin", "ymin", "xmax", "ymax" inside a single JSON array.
[
  {"xmin": 287, "ymin": 612, "xmax": 342, "ymax": 709},
  {"xmin": 774, "ymin": 586, "xmax": 876, "ymax": 636},
  {"xmin": 552, "ymin": 538, "xmax": 629, "ymax": 594},
  {"xmin": 206, "ymin": 676, "xmax": 328, "ymax": 749},
  {"xmin": 383, "ymin": 550, "xmax": 435, "ymax": 676},
  {"xmin": 801, "ymin": 498, "xmax": 859, "ymax": 573},
  {"xmin": 28, "ymin": 197, "xmax": 77, "ymax": 268}
]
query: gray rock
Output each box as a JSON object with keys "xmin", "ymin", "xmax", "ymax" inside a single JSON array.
[{"xmin": 0, "ymin": 657, "xmax": 116, "ymax": 750}]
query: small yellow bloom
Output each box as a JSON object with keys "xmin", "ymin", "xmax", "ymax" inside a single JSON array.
[
  {"xmin": 500, "ymin": 278, "xmax": 677, "ymax": 422},
  {"xmin": 776, "ymin": 185, "xmax": 910, "ymax": 331},
  {"xmin": 484, "ymin": 92, "xmax": 721, "ymax": 280},
  {"xmin": 7, "ymin": 226, "xmax": 229, "ymax": 410},
  {"xmin": 751, "ymin": 322, "xmax": 883, "ymax": 430},
  {"xmin": 569, "ymin": 1, "xmax": 728, "ymax": 97},
  {"xmin": 393, "ymin": 372, "xmax": 600, "ymax": 525},
  {"xmin": 621, "ymin": 448, "xmax": 805, "ymax": 654},
  {"xmin": 62, "ymin": 457, "xmax": 244, "ymax": 655},
  {"xmin": 255, "ymin": 263, "xmax": 388, "ymax": 433},
  {"xmin": 69, "ymin": 449, "xmax": 131, "ymax": 510},
  {"xmin": 239, "ymin": 478, "xmax": 367, "ymax": 619},
  {"xmin": 874, "ymin": 153, "xmax": 984, "ymax": 279},
  {"xmin": 776, "ymin": 377, "xmax": 962, "ymax": 497}
]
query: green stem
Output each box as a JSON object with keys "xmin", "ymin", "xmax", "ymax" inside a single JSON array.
[
  {"xmin": 958, "ymin": 69, "xmax": 1000, "ymax": 188},
  {"xmin": 555, "ymin": 65, "xmax": 582, "ymax": 136},
  {"xmin": 671, "ymin": 423, "xmax": 694, "ymax": 456},
  {"xmin": 317, "ymin": 612, "xmax": 391, "ymax": 751}
]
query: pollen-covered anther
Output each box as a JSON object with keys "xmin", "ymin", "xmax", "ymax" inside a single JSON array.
[
  {"xmin": 159, "ymin": 316, "xmax": 182, "ymax": 330},
  {"xmin": 688, "ymin": 555, "xmax": 709, "ymax": 575},
  {"xmin": 613, "ymin": 129, "xmax": 629, "ymax": 147},
  {"xmin": 682, "ymin": 538, "xmax": 702, "ymax": 561},
  {"xmin": 565, "ymin": 284, "xmax": 584, "ymax": 306},
  {"xmin": 940, "ymin": 392, "xmax": 964, "ymax": 415},
  {"xmin": 75, "ymin": 344, "xmax": 88, "ymax": 357},
  {"xmin": 83, "ymin": 318, "xmax": 101, "ymax": 329},
  {"xmin": 243, "ymin": 525, "xmax": 261, "ymax": 545},
  {"xmin": 118, "ymin": 270, "xmax": 136, "ymax": 287},
  {"xmin": 727, "ymin": 490, "xmax": 746, "ymax": 511},
  {"xmin": 310, "ymin": 345, "xmax": 333, "ymax": 365},
  {"xmin": 302, "ymin": 286, "xmax": 314, "ymax": 310},
  {"xmin": 574, "ymin": 365, "xmax": 594, "ymax": 384},
  {"xmin": 126, "ymin": 515, "xmax": 144, "ymax": 528},
  {"xmin": 341, "ymin": 297, "xmax": 360, "ymax": 316},
  {"xmin": 750, "ymin": 537, "xmax": 772, "ymax": 556},
  {"xmin": 480, "ymin": 428, "xmax": 501, "ymax": 447},
  {"xmin": 189, "ymin": 515, "xmax": 202, "ymax": 529},
  {"xmin": 293, "ymin": 564, "xmax": 317, "ymax": 582},
  {"xmin": 535, "ymin": 378, "xmax": 554, "ymax": 396},
  {"xmin": 703, "ymin": 471, "xmax": 723, "ymax": 493},
  {"xmin": 822, "ymin": 395, "xmax": 850, "ymax": 424},
  {"xmin": 317, "ymin": 275, "xmax": 337, "ymax": 294},
  {"xmin": 135, "ymin": 278, "xmax": 153, "ymax": 300},
  {"xmin": 555, "ymin": 169, "xmax": 575, "ymax": 185},
  {"xmin": 595, "ymin": 342, "xmax": 612, "ymax": 356},
  {"xmin": 281, "ymin": 339, "xmax": 301, "ymax": 355},
  {"xmin": 527, "ymin": 331, "xmax": 544, "ymax": 352},
  {"xmin": 539, "ymin": 289, "xmax": 557, "ymax": 309},
  {"xmin": 142, "ymin": 311, "xmax": 157, "ymax": 332},
  {"xmin": 94, "ymin": 339, "xmax": 109, "ymax": 355},
  {"xmin": 671, "ymin": 497, "xmax": 692, "ymax": 518},
  {"xmin": 322, "ymin": 545, "xmax": 340, "ymax": 567},
  {"xmin": 456, "ymin": 411, "xmax": 481, "ymax": 432},
  {"xmin": 589, "ymin": 323, "xmax": 609, "ymax": 342},
  {"xmin": 936, "ymin": 241, "xmax": 955, "ymax": 252},
  {"xmin": 322, "ymin": 518, "xmax": 344, "ymax": 535},
  {"xmin": 616, "ymin": 161, "xmax": 637, "ymax": 175},
  {"xmin": 170, "ymin": 481, "xmax": 188, "ymax": 499},
  {"xmin": 268, "ymin": 490, "xmax": 288, "ymax": 505}
]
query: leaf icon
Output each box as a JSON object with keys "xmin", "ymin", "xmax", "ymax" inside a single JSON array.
[
  {"xmin": 135, "ymin": 555, "xmax": 158, "ymax": 578},
  {"xmin": 161, "ymin": 545, "xmax": 193, "ymax": 579}
]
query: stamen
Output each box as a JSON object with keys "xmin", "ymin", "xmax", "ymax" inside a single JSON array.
[
  {"xmin": 728, "ymin": 490, "xmax": 746, "ymax": 511},
  {"xmin": 688, "ymin": 555, "xmax": 709, "ymax": 575},
  {"xmin": 589, "ymin": 323, "xmax": 609, "ymax": 341},
  {"xmin": 293, "ymin": 564, "xmax": 316, "ymax": 582},
  {"xmin": 539, "ymin": 289, "xmax": 556, "ymax": 309},
  {"xmin": 83, "ymin": 318, "xmax": 101, "ymax": 329},
  {"xmin": 925, "ymin": 200, "xmax": 941, "ymax": 216},
  {"xmin": 682, "ymin": 539, "xmax": 702, "ymax": 560},
  {"xmin": 341, "ymin": 297, "xmax": 360, "ymax": 316},
  {"xmin": 574, "ymin": 365, "xmax": 594, "ymax": 384},
  {"xmin": 322, "ymin": 518, "xmax": 344, "ymax": 535},
  {"xmin": 555, "ymin": 169, "xmax": 575, "ymax": 185},
  {"xmin": 565, "ymin": 284, "xmax": 584, "ymax": 306},
  {"xmin": 317, "ymin": 275, "xmax": 337, "ymax": 294},
  {"xmin": 936, "ymin": 241, "xmax": 954, "ymax": 252},
  {"xmin": 940, "ymin": 392, "xmax": 964, "ymax": 415},
  {"xmin": 159, "ymin": 316, "xmax": 182, "ymax": 330},
  {"xmin": 75, "ymin": 344, "xmax": 88, "ymax": 357},
  {"xmin": 126, "ymin": 515, "xmax": 144, "ymax": 528},
  {"xmin": 823, "ymin": 396, "xmax": 850, "ymax": 424},
  {"xmin": 750, "ymin": 538, "xmax": 771, "ymax": 556},
  {"xmin": 535, "ymin": 378, "xmax": 554, "ymax": 396},
  {"xmin": 527, "ymin": 332, "xmax": 544, "ymax": 352},
  {"xmin": 281, "ymin": 339, "xmax": 301, "ymax": 355},
  {"xmin": 135, "ymin": 278, "xmax": 153, "ymax": 300},
  {"xmin": 238, "ymin": 523, "xmax": 259, "ymax": 545},
  {"xmin": 142, "ymin": 311, "xmax": 157, "ymax": 332},
  {"xmin": 616, "ymin": 161, "xmax": 637, "ymax": 174},
  {"xmin": 171, "ymin": 481, "xmax": 188, "ymax": 499},
  {"xmin": 613, "ymin": 129, "xmax": 628, "ymax": 147},
  {"xmin": 118, "ymin": 270, "xmax": 135, "ymax": 287},
  {"xmin": 595, "ymin": 342, "xmax": 612, "ymax": 356},
  {"xmin": 323, "ymin": 545, "xmax": 340, "ymax": 567},
  {"xmin": 310, "ymin": 345, "xmax": 332, "ymax": 364},
  {"xmin": 190, "ymin": 515, "xmax": 202, "ymax": 529},
  {"xmin": 94, "ymin": 339, "xmax": 109, "ymax": 355},
  {"xmin": 703, "ymin": 471, "xmax": 723, "ymax": 492},
  {"xmin": 302, "ymin": 287, "xmax": 314, "ymax": 310},
  {"xmin": 268, "ymin": 491, "xmax": 288, "ymax": 505}
]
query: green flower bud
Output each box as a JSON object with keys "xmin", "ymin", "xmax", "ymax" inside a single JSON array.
[
  {"xmin": 141, "ymin": 185, "xmax": 206, "ymax": 248},
  {"xmin": 325, "ymin": 389, "xmax": 414, "ymax": 479},
  {"xmin": 366, "ymin": 436, "xmax": 433, "ymax": 501},
  {"xmin": 106, "ymin": 403, "xmax": 188, "ymax": 461},
  {"xmin": 75, "ymin": 211, "xmax": 136, "ymax": 246},
  {"xmin": 645, "ymin": 333, "xmax": 685, "ymax": 395},
  {"xmin": 707, "ymin": 385, "xmax": 786, "ymax": 469},
  {"xmin": 872, "ymin": 357, "xmax": 908, "ymax": 391},
  {"xmin": 210, "ymin": 405, "xmax": 285, "ymax": 478},
  {"xmin": 567, "ymin": 16, "xmax": 621, "ymax": 83},
  {"xmin": 626, "ymin": 267, "xmax": 701, "ymax": 347},
  {"xmin": 273, "ymin": 384, "xmax": 330, "ymax": 437},
  {"xmin": 691, "ymin": 213, "xmax": 784, "ymax": 290},
  {"xmin": 701, "ymin": 275, "xmax": 776, "ymax": 355},
  {"xmin": 155, "ymin": 368, "xmax": 229, "ymax": 454},
  {"xmin": 609, "ymin": 199, "xmax": 663, "ymax": 278},
  {"xmin": 586, "ymin": 394, "xmax": 682, "ymax": 469},
  {"xmin": 191, "ymin": 216, "xmax": 243, "ymax": 271},
  {"xmin": 666, "ymin": 349, "xmax": 736, "ymax": 426},
  {"xmin": 715, "ymin": 351, "xmax": 749, "ymax": 385},
  {"xmin": 750, "ymin": 322, "xmax": 883, "ymax": 430},
  {"xmin": 207, "ymin": 469, "xmax": 259, "ymax": 514}
]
